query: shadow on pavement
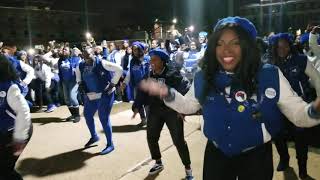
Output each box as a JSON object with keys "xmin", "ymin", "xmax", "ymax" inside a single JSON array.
[
  {"xmin": 282, "ymin": 167, "xmax": 316, "ymax": 180},
  {"xmin": 32, "ymin": 117, "xmax": 67, "ymax": 125},
  {"xmin": 108, "ymin": 125, "xmax": 146, "ymax": 133},
  {"xmin": 283, "ymin": 167, "xmax": 299, "ymax": 180},
  {"xmin": 17, "ymin": 148, "xmax": 98, "ymax": 177},
  {"xmin": 143, "ymin": 173, "xmax": 160, "ymax": 180}
]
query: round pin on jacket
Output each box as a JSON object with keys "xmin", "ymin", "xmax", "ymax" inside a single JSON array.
[
  {"xmin": 0, "ymin": 91, "xmax": 6, "ymax": 98},
  {"xmin": 238, "ymin": 105, "xmax": 245, "ymax": 112},
  {"xmin": 265, "ymin": 88, "xmax": 276, "ymax": 99},
  {"xmin": 235, "ymin": 91, "xmax": 247, "ymax": 102}
]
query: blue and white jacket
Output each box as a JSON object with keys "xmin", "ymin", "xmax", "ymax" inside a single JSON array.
[
  {"xmin": 58, "ymin": 56, "xmax": 81, "ymax": 82},
  {"xmin": 164, "ymin": 64, "xmax": 320, "ymax": 157},
  {"xmin": 76, "ymin": 57, "xmax": 123, "ymax": 100},
  {"xmin": 0, "ymin": 81, "xmax": 31, "ymax": 142}
]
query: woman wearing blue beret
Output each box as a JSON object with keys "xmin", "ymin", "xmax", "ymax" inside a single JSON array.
[
  {"xmin": 123, "ymin": 42, "xmax": 150, "ymax": 127},
  {"xmin": 132, "ymin": 48, "xmax": 194, "ymax": 180},
  {"xmin": 138, "ymin": 16, "xmax": 320, "ymax": 180},
  {"xmin": 270, "ymin": 32, "xmax": 320, "ymax": 179}
]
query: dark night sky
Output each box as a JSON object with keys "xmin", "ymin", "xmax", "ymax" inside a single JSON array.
[
  {"xmin": 0, "ymin": 0, "xmax": 180, "ymax": 26},
  {"xmin": 0, "ymin": 0, "xmax": 173, "ymax": 13},
  {"xmin": 0, "ymin": 0, "xmax": 256, "ymax": 32}
]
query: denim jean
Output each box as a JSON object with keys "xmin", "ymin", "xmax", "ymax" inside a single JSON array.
[
  {"xmin": 45, "ymin": 79, "xmax": 59, "ymax": 105},
  {"xmin": 62, "ymin": 80, "xmax": 79, "ymax": 107}
]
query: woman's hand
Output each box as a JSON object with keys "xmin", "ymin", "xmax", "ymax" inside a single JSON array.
[{"xmin": 139, "ymin": 78, "xmax": 169, "ymax": 99}]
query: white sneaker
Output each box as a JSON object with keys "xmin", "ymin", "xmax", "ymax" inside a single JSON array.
[
  {"xmin": 148, "ymin": 163, "xmax": 164, "ymax": 175},
  {"xmin": 185, "ymin": 169, "xmax": 194, "ymax": 180}
]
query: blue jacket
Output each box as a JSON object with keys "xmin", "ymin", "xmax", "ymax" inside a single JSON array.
[
  {"xmin": 129, "ymin": 57, "xmax": 150, "ymax": 88},
  {"xmin": 194, "ymin": 64, "xmax": 282, "ymax": 156},
  {"xmin": 277, "ymin": 54, "xmax": 316, "ymax": 102},
  {"xmin": 7, "ymin": 56, "xmax": 27, "ymax": 81},
  {"xmin": 108, "ymin": 50, "xmax": 118, "ymax": 63},
  {"xmin": 79, "ymin": 58, "xmax": 112, "ymax": 93},
  {"xmin": 58, "ymin": 56, "xmax": 80, "ymax": 81},
  {"xmin": 0, "ymin": 81, "xmax": 16, "ymax": 133}
]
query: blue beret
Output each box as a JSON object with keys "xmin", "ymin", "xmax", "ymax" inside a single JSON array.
[
  {"xmin": 269, "ymin": 33, "xmax": 294, "ymax": 46},
  {"xmin": 17, "ymin": 50, "xmax": 27, "ymax": 57},
  {"xmin": 199, "ymin": 31, "xmax": 208, "ymax": 38},
  {"xmin": 214, "ymin": 16, "xmax": 257, "ymax": 39},
  {"xmin": 299, "ymin": 33, "xmax": 309, "ymax": 45},
  {"xmin": 132, "ymin": 41, "xmax": 145, "ymax": 51},
  {"xmin": 268, "ymin": 35, "xmax": 276, "ymax": 45},
  {"xmin": 142, "ymin": 42, "xmax": 149, "ymax": 49},
  {"xmin": 149, "ymin": 48, "xmax": 169, "ymax": 62}
]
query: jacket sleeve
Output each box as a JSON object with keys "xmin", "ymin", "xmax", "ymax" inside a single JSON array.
[
  {"xmin": 164, "ymin": 82, "xmax": 201, "ymax": 114},
  {"xmin": 102, "ymin": 47, "xmax": 108, "ymax": 60},
  {"xmin": 43, "ymin": 65, "xmax": 53, "ymax": 89},
  {"xmin": 101, "ymin": 59, "xmax": 123, "ymax": 85},
  {"xmin": 309, "ymin": 33, "xmax": 320, "ymax": 57},
  {"xmin": 123, "ymin": 70, "xmax": 131, "ymax": 85},
  {"xmin": 305, "ymin": 60, "xmax": 320, "ymax": 96},
  {"xmin": 7, "ymin": 84, "xmax": 31, "ymax": 142},
  {"xmin": 20, "ymin": 61, "xmax": 35, "ymax": 85},
  {"xmin": 42, "ymin": 51, "xmax": 59, "ymax": 68},
  {"xmin": 76, "ymin": 65, "xmax": 82, "ymax": 83},
  {"xmin": 171, "ymin": 72, "xmax": 190, "ymax": 95},
  {"xmin": 57, "ymin": 58, "xmax": 63, "ymax": 80}
]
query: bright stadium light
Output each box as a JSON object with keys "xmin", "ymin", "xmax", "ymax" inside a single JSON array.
[
  {"xmin": 85, "ymin": 32, "xmax": 92, "ymax": 39},
  {"xmin": 188, "ymin": 25, "xmax": 195, "ymax": 32},
  {"xmin": 172, "ymin": 18, "xmax": 177, "ymax": 24},
  {"xmin": 28, "ymin": 48, "xmax": 35, "ymax": 55}
]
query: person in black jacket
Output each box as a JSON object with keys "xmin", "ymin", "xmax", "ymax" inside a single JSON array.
[{"xmin": 132, "ymin": 49, "xmax": 194, "ymax": 180}]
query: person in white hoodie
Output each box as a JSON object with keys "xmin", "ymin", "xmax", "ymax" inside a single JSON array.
[
  {"xmin": 33, "ymin": 55, "xmax": 59, "ymax": 112},
  {"xmin": 0, "ymin": 55, "xmax": 32, "ymax": 180}
]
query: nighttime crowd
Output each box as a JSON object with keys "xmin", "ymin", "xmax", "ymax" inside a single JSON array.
[{"xmin": 1, "ymin": 16, "xmax": 320, "ymax": 180}]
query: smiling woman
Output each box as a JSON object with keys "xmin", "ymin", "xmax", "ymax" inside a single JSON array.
[
  {"xmin": 138, "ymin": 16, "xmax": 320, "ymax": 180},
  {"xmin": 216, "ymin": 29, "xmax": 242, "ymax": 72}
]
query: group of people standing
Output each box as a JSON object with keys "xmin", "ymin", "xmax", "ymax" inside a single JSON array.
[{"xmin": 1, "ymin": 15, "xmax": 320, "ymax": 180}]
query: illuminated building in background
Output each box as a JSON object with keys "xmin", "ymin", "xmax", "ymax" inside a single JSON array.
[{"xmin": 239, "ymin": 0, "xmax": 320, "ymax": 35}]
